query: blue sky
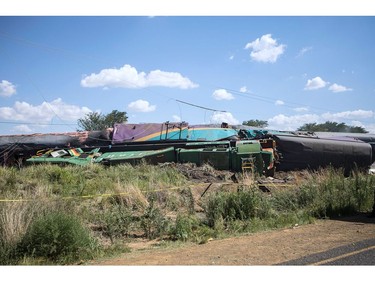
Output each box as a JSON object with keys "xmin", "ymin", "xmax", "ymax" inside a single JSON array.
[{"xmin": 1, "ymin": 2, "xmax": 375, "ymax": 135}]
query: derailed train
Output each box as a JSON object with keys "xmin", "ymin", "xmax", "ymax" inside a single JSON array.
[{"xmin": 0, "ymin": 122, "xmax": 374, "ymax": 175}]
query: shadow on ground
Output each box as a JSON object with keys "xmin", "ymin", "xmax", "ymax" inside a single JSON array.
[{"xmin": 328, "ymin": 212, "xmax": 375, "ymax": 224}]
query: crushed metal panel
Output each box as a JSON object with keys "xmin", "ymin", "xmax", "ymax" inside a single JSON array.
[
  {"xmin": 0, "ymin": 130, "xmax": 111, "ymax": 166},
  {"xmin": 26, "ymin": 147, "xmax": 101, "ymax": 166},
  {"xmin": 0, "ymin": 130, "xmax": 109, "ymax": 147},
  {"xmin": 94, "ymin": 147, "xmax": 176, "ymax": 165}
]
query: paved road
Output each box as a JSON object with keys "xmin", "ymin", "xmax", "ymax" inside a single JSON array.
[{"xmin": 279, "ymin": 238, "xmax": 375, "ymax": 265}]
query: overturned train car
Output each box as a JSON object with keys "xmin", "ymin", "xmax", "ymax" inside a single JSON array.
[
  {"xmin": 1, "ymin": 122, "xmax": 374, "ymax": 174},
  {"xmin": 272, "ymin": 134, "xmax": 373, "ymax": 173}
]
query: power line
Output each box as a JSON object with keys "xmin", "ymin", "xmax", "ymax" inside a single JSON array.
[
  {"xmin": 1, "ymin": 29, "xmax": 373, "ymax": 132},
  {"xmin": 0, "ymin": 30, "xmax": 109, "ymax": 64},
  {"xmin": 0, "ymin": 121, "xmax": 77, "ymax": 126},
  {"xmin": 217, "ymin": 86, "xmax": 375, "ymax": 125},
  {"xmin": 175, "ymin": 99, "xmax": 227, "ymax": 112}
]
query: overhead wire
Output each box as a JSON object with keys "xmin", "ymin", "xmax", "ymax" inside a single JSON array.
[
  {"xmin": 216, "ymin": 86, "xmax": 338, "ymax": 113},
  {"xmin": 0, "ymin": 30, "xmax": 221, "ymax": 152},
  {"xmin": 174, "ymin": 99, "xmax": 226, "ymax": 112},
  {"xmin": 0, "ymin": 45, "xmax": 80, "ymax": 132},
  {"xmin": 0, "ymin": 30, "xmax": 219, "ymax": 132},
  {"xmin": 0, "ymin": 29, "xmax": 373, "ymax": 134},
  {"xmin": 0, "ymin": 121, "xmax": 77, "ymax": 126},
  {"xmin": 214, "ymin": 86, "xmax": 375, "ymax": 127},
  {"xmin": 0, "ymin": 31, "xmax": 109, "ymax": 64}
]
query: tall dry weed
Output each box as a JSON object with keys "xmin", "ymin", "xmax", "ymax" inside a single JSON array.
[
  {"xmin": 0, "ymin": 202, "xmax": 40, "ymax": 246},
  {"xmin": 111, "ymin": 180, "xmax": 149, "ymax": 211}
]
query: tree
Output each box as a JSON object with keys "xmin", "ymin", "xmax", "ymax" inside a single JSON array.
[
  {"xmin": 103, "ymin": 110, "xmax": 128, "ymax": 127},
  {"xmin": 77, "ymin": 110, "xmax": 128, "ymax": 131},
  {"xmin": 297, "ymin": 121, "xmax": 368, "ymax": 133},
  {"xmin": 242, "ymin": 119, "xmax": 268, "ymax": 128}
]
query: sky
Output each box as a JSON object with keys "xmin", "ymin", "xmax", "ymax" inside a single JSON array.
[{"xmin": 1, "ymin": 1, "xmax": 375, "ymax": 135}]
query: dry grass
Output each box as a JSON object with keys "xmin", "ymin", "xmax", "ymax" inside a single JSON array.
[
  {"xmin": 0, "ymin": 202, "xmax": 39, "ymax": 246},
  {"xmin": 1, "ymin": 163, "xmax": 374, "ymax": 265},
  {"xmin": 111, "ymin": 180, "xmax": 149, "ymax": 210}
]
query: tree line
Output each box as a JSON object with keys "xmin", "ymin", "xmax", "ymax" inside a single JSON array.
[
  {"xmin": 77, "ymin": 112, "xmax": 368, "ymax": 134},
  {"xmin": 242, "ymin": 119, "xmax": 368, "ymax": 133}
]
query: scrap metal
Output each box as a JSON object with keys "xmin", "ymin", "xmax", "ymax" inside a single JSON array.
[{"xmin": 1, "ymin": 122, "xmax": 374, "ymax": 175}]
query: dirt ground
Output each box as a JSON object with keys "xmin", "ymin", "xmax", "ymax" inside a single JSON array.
[{"xmin": 91, "ymin": 213, "xmax": 375, "ymax": 265}]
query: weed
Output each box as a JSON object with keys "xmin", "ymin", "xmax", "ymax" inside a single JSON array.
[
  {"xmin": 17, "ymin": 212, "xmax": 100, "ymax": 264},
  {"xmin": 101, "ymin": 202, "xmax": 133, "ymax": 243},
  {"xmin": 170, "ymin": 214, "xmax": 199, "ymax": 241},
  {"xmin": 140, "ymin": 199, "xmax": 170, "ymax": 240},
  {"xmin": 300, "ymin": 167, "xmax": 375, "ymax": 218},
  {"xmin": 205, "ymin": 187, "xmax": 267, "ymax": 227}
]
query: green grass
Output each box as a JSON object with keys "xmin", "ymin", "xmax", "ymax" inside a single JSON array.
[
  {"xmin": 0, "ymin": 163, "xmax": 374, "ymax": 264},
  {"xmin": 16, "ymin": 211, "xmax": 100, "ymax": 264},
  {"xmin": 203, "ymin": 167, "xmax": 375, "ymax": 234}
]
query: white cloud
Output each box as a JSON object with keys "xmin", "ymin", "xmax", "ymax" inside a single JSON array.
[
  {"xmin": 210, "ymin": 112, "xmax": 239, "ymax": 125},
  {"xmin": 293, "ymin": 107, "xmax": 309, "ymax": 112},
  {"xmin": 328, "ymin": 83, "xmax": 353, "ymax": 93},
  {"xmin": 304, "ymin": 76, "xmax": 328, "ymax": 90},
  {"xmin": 350, "ymin": 120, "xmax": 365, "ymax": 128},
  {"xmin": 13, "ymin": 124, "xmax": 32, "ymax": 133},
  {"xmin": 172, "ymin": 115, "xmax": 181, "ymax": 122},
  {"xmin": 322, "ymin": 110, "xmax": 373, "ymax": 121},
  {"xmin": 0, "ymin": 80, "xmax": 16, "ymax": 97},
  {"xmin": 268, "ymin": 114, "xmax": 321, "ymax": 131},
  {"xmin": 0, "ymin": 98, "xmax": 91, "ymax": 123},
  {"xmin": 364, "ymin": 123, "xmax": 375, "ymax": 134},
  {"xmin": 296, "ymin": 46, "xmax": 312, "ymax": 58},
  {"xmin": 275, "ymin": 100, "xmax": 284, "ymax": 106},
  {"xmin": 239, "ymin": 86, "xmax": 247, "ymax": 93},
  {"xmin": 212, "ymin": 89, "xmax": 234, "ymax": 100},
  {"xmin": 267, "ymin": 109, "xmax": 375, "ymax": 132},
  {"xmin": 127, "ymin": 99, "xmax": 156, "ymax": 112},
  {"xmin": 81, "ymin": 64, "xmax": 198, "ymax": 89},
  {"xmin": 244, "ymin": 34, "xmax": 286, "ymax": 63},
  {"xmin": 229, "ymin": 55, "xmax": 234, "ymax": 60}
]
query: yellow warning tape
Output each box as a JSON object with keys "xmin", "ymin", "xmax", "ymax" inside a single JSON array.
[
  {"xmin": 0, "ymin": 185, "xmax": 195, "ymax": 203},
  {"xmin": 0, "ymin": 183, "xmax": 295, "ymax": 203}
]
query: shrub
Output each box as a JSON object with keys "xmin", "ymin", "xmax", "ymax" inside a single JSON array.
[
  {"xmin": 204, "ymin": 188, "xmax": 268, "ymax": 227},
  {"xmin": 170, "ymin": 214, "xmax": 199, "ymax": 241},
  {"xmin": 101, "ymin": 202, "xmax": 133, "ymax": 243},
  {"xmin": 0, "ymin": 201, "xmax": 45, "ymax": 265},
  {"xmin": 140, "ymin": 199, "xmax": 170, "ymax": 240},
  {"xmin": 299, "ymin": 168, "xmax": 375, "ymax": 218},
  {"xmin": 17, "ymin": 212, "xmax": 100, "ymax": 264}
]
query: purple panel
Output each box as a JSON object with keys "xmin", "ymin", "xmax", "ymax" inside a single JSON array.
[{"xmin": 112, "ymin": 123, "xmax": 164, "ymax": 143}]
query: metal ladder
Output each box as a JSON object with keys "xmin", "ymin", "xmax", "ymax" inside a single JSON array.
[{"xmin": 241, "ymin": 157, "xmax": 254, "ymax": 174}]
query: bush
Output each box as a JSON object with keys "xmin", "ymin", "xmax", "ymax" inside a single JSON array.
[
  {"xmin": 205, "ymin": 188, "xmax": 268, "ymax": 227},
  {"xmin": 0, "ymin": 241, "xmax": 16, "ymax": 265},
  {"xmin": 17, "ymin": 212, "xmax": 100, "ymax": 264},
  {"xmin": 140, "ymin": 200, "xmax": 170, "ymax": 240},
  {"xmin": 300, "ymin": 168, "xmax": 375, "ymax": 218},
  {"xmin": 101, "ymin": 202, "xmax": 133, "ymax": 243},
  {"xmin": 170, "ymin": 214, "xmax": 199, "ymax": 241}
]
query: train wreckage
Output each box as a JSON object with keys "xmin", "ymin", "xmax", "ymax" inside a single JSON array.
[{"xmin": 1, "ymin": 122, "xmax": 374, "ymax": 175}]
